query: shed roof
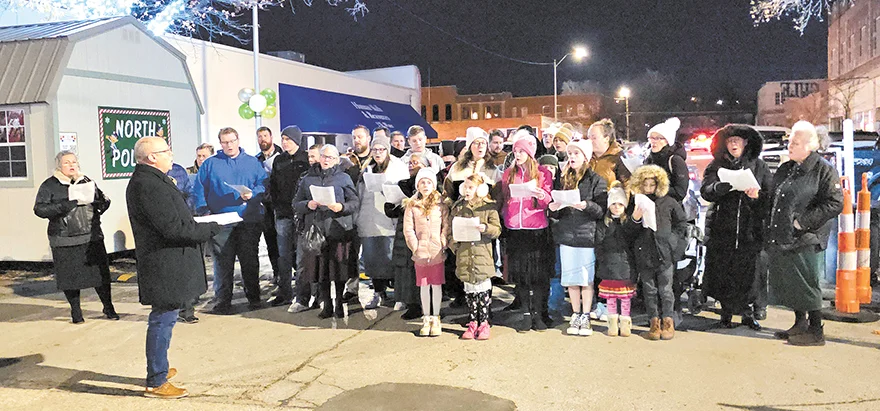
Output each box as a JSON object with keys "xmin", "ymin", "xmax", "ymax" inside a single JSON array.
[{"xmin": 0, "ymin": 16, "xmax": 202, "ymax": 112}]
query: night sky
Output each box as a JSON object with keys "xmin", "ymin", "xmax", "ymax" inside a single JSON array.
[{"xmin": 245, "ymin": 0, "xmax": 828, "ymax": 101}]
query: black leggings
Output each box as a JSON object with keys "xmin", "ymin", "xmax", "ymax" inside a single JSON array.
[{"xmin": 63, "ymin": 284, "xmax": 113, "ymax": 309}]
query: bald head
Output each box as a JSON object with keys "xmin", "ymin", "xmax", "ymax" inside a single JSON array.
[{"xmin": 135, "ymin": 136, "xmax": 173, "ymax": 173}]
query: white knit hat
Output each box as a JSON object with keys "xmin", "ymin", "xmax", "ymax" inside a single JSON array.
[
  {"xmin": 607, "ymin": 185, "xmax": 628, "ymax": 207},
  {"xmin": 566, "ymin": 139, "xmax": 593, "ymax": 161},
  {"xmin": 415, "ymin": 167, "xmax": 437, "ymax": 189},
  {"xmin": 647, "ymin": 117, "xmax": 681, "ymax": 147},
  {"xmin": 465, "ymin": 127, "xmax": 489, "ymax": 150}
]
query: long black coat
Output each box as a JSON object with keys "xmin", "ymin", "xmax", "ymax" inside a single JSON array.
[
  {"xmin": 766, "ymin": 151, "xmax": 843, "ymax": 252},
  {"xmin": 550, "ymin": 170, "xmax": 607, "ymax": 248},
  {"xmin": 700, "ymin": 125, "xmax": 773, "ymax": 309},
  {"xmin": 127, "ymin": 164, "xmax": 219, "ymax": 309}
]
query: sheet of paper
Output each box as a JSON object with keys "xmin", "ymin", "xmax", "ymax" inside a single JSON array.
[
  {"xmin": 509, "ymin": 179, "xmax": 537, "ymax": 198},
  {"xmin": 382, "ymin": 183, "xmax": 407, "ymax": 205},
  {"xmin": 717, "ymin": 168, "xmax": 761, "ymax": 191},
  {"xmin": 452, "ymin": 217, "xmax": 482, "ymax": 242},
  {"xmin": 68, "ymin": 181, "xmax": 95, "ymax": 204},
  {"xmin": 194, "ymin": 212, "xmax": 243, "ymax": 226},
  {"xmin": 551, "ymin": 189, "xmax": 581, "ymax": 209},
  {"xmin": 621, "ymin": 155, "xmax": 643, "ymax": 174},
  {"xmin": 634, "ymin": 194, "xmax": 658, "ymax": 232},
  {"xmin": 224, "ymin": 182, "xmax": 252, "ymax": 196},
  {"xmin": 309, "ymin": 185, "xmax": 336, "ymax": 206},
  {"xmin": 364, "ymin": 172, "xmax": 387, "ymax": 193}
]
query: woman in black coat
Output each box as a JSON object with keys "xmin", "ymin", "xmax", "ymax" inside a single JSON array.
[
  {"xmin": 766, "ymin": 121, "xmax": 843, "ymax": 346},
  {"xmin": 384, "ymin": 170, "xmax": 423, "ymax": 320},
  {"xmin": 700, "ymin": 125, "xmax": 773, "ymax": 330},
  {"xmin": 293, "ymin": 145, "xmax": 360, "ymax": 319},
  {"xmin": 34, "ymin": 151, "xmax": 116, "ymax": 324}
]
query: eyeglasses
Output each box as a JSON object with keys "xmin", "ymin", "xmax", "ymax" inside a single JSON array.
[
  {"xmin": 321, "ymin": 154, "xmax": 339, "ymax": 160},
  {"xmin": 371, "ymin": 147, "xmax": 387, "ymax": 152},
  {"xmin": 647, "ymin": 136, "xmax": 665, "ymax": 142},
  {"xmin": 219, "ymin": 139, "xmax": 238, "ymax": 145},
  {"xmin": 152, "ymin": 149, "xmax": 172, "ymax": 155}
]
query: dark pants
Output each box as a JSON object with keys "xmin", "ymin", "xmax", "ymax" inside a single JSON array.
[
  {"xmin": 641, "ymin": 265, "xmax": 675, "ymax": 319},
  {"xmin": 212, "ymin": 222, "xmax": 263, "ymax": 307},
  {"xmin": 146, "ymin": 307, "xmax": 179, "ymax": 388},
  {"xmin": 263, "ymin": 204, "xmax": 280, "ymax": 281},
  {"xmin": 753, "ymin": 250, "xmax": 769, "ymax": 309},
  {"xmin": 294, "ymin": 241, "xmax": 313, "ymax": 305},
  {"xmin": 63, "ymin": 284, "xmax": 113, "ymax": 311}
]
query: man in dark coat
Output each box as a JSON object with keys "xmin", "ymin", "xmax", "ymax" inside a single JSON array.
[
  {"xmin": 700, "ymin": 125, "xmax": 773, "ymax": 330},
  {"xmin": 257, "ymin": 126, "xmax": 282, "ymax": 287},
  {"xmin": 127, "ymin": 137, "xmax": 220, "ymax": 399}
]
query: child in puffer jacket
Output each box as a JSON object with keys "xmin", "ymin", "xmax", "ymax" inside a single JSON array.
[{"xmin": 596, "ymin": 181, "xmax": 638, "ymax": 337}]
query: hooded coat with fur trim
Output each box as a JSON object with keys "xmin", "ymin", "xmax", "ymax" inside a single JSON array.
[
  {"xmin": 699, "ymin": 125, "xmax": 773, "ymax": 309},
  {"xmin": 626, "ymin": 165, "xmax": 688, "ymax": 271}
]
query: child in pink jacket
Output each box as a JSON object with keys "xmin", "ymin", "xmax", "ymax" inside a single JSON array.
[
  {"xmin": 403, "ymin": 168, "xmax": 450, "ymax": 337},
  {"xmin": 500, "ymin": 133, "xmax": 554, "ymax": 332}
]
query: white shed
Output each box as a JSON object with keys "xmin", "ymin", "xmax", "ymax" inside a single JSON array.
[{"xmin": 0, "ymin": 17, "xmax": 202, "ymax": 261}]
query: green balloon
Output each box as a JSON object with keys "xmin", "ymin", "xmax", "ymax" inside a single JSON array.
[
  {"xmin": 239, "ymin": 103, "xmax": 255, "ymax": 120},
  {"xmin": 262, "ymin": 105, "xmax": 277, "ymax": 119},
  {"xmin": 261, "ymin": 88, "xmax": 277, "ymax": 106}
]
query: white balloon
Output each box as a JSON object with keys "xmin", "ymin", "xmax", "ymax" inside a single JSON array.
[
  {"xmin": 238, "ymin": 88, "xmax": 255, "ymax": 103},
  {"xmin": 248, "ymin": 94, "xmax": 268, "ymax": 113}
]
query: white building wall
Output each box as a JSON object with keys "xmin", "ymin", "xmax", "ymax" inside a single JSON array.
[{"xmin": 164, "ymin": 35, "xmax": 422, "ymax": 154}]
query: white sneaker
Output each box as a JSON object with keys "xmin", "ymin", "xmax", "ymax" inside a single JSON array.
[
  {"xmin": 364, "ymin": 293, "xmax": 383, "ymax": 309},
  {"xmin": 419, "ymin": 316, "xmax": 431, "ymax": 337},
  {"xmin": 567, "ymin": 313, "xmax": 581, "ymax": 335},
  {"xmin": 393, "ymin": 301, "xmax": 407, "ymax": 311},
  {"xmin": 287, "ymin": 302, "xmax": 308, "ymax": 313},
  {"xmin": 578, "ymin": 316, "xmax": 593, "ymax": 336},
  {"xmin": 589, "ymin": 303, "xmax": 608, "ymax": 322}
]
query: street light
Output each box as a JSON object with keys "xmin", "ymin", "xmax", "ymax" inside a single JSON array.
[
  {"xmin": 615, "ymin": 86, "xmax": 631, "ymax": 141},
  {"xmin": 553, "ymin": 46, "xmax": 589, "ymax": 121}
]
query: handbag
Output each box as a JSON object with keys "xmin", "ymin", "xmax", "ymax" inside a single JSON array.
[
  {"xmin": 301, "ymin": 223, "xmax": 326, "ymax": 253},
  {"xmin": 323, "ymin": 214, "xmax": 354, "ymax": 241}
]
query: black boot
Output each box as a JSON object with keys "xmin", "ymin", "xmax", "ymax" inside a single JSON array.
[
  {"xmin": 720, "ymin": 312, "xmax": 736, "ymax": 328},
  {"xmin": 401, "ymin": 304, "xmax": 422, "ymax": 320},
  {"xmin": 516, "ymin": 289, "xmax": 533, "ymax": 332},
  {"xmin": 96, "ymin": 284, "xmax": 119, "ymax": 320},
  {"xmin": 318, "ymin": 282, "xmax": 333, "ymax": 319},
  {"xmin": 774, "ymin": 311, "xmax": 808, "ymax": 340},
  {"xmin": 741, "ymin": 312, "xmax": 761, "ymax": 331},
  {"xmin": 334, "ymin": 283, "xmax": 345, "ymax": 318},
  {"xmin": 64, "ymin": 290, "xmax": 84, "ymax": 324},
  {"xmin": 788, "ymin": 324, "xmax": 825, "ymax": 346},
  {"xmin": 531, "ymin": 288, "xmax": 548, "ymax": 331},
  {"xmin": 503, "ymin": 286, "xmax": 523, "ymax": 311}
]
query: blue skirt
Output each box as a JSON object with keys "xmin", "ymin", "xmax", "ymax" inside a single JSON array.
[
  {"xmin": 559, "ymin": 245, "xmax": 595, "ymax": 287},
  {"xmin": 361, "ymin": 236, "xmax": 395, "ymax": 280}
]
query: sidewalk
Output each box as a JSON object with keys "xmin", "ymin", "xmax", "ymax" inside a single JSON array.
[{"xmin": 2, "ymin": 245, "xmax": 880, "ymax": 410}]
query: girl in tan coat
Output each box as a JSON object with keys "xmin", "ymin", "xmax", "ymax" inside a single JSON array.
[{"xmin": 404, "ymin": 168, "xmax": 450, "ymax": 337}]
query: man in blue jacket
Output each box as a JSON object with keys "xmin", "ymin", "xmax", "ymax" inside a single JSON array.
[{"xmin": 192, "ymin": 127, "xmax": 266, "ymax": 314}]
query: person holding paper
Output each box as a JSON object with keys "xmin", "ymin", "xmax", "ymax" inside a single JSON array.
[
  {"xmin": 126, "ymin": 137, "xmax": 221, "ymax": 399},
  {"xmin": 499, "ymin": 133, "xmax": 554, "ymax": 332},
  {"xmin": 192, "ymin": 127, "xmax": 267, "ymax": 314},
  {"xmin": 385, "ymin": 172, "xmax": 423, "ymax": 320},
  {"xmin": 644, "ymin": 117, "xmax": 689, "ymax": 203},
  {"xmin": 627, "ymin": 165, "xmax": 688, "ymax": 341},
  {"xmin": 293, "ymin": 145, "xmax": 360, "ymax": 319},
  {"xmin": 547, "ymin": 140, "xmax": 607, "ymax": 336},
  {"xmin": 766, "ymin": 121, "xmax": 843, "ymax": 346},
  {"xmin": 700, "ymin": 125, "xmax": 773, "ymax": 331},
  {"xmin": 34, "ymin": 151, "xmax": 117, "ymax": 324},
  {"xmin": 356, "ymin": 136, "xmax": 409, "ymax": 309},
  {"xmin": 449, "ymin": 174, "xmax": 502, "ymax": 340},
  {"xmin": 403, "ymin": 168, "xmax": 451, "ymax": 337}
]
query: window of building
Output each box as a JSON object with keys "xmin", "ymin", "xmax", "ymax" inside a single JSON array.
[
  {"xmin": 521, "ymin": 107, "xmax": 528, "ymax": 117},
  {"xmin": 775, "ymin": 92, "xmax": 781, "ymax": 105},
  {"xmin": 512, "ymin": 107, "xmax": 518, "ymax": 117},
  {"xmin": 874, "ymin": 17, "xmax": 880, "ymax": 56},
  {"xmin": 0, "ymin": 108, "xmax": 27, "ymax": 178},
  {"xmin": 421, "ymin": 105, "xmax": 427, "ymax": 120},
  {"xmin": 565, "ymin": 105, "xmax": 574, "ymax": 116},
  {"xmin": 849, "ymin": 33, "xmax": 854, "ymax": 67},
  {"xmin": 577, "ymin": 103, "xmax": 586, "ymax": 117},
  {"xmin": 485, "ymin": 106, "xmax": 492, "ymax": 119},
  {"xmin": 445, "ymin": 104, "xmax": 452, "ymax": 121},
  {"xmin": 462, "ymin": 107, "xmax": 470, "ymax": 121},
  {"xmin": 542, "ymin": 105, "xmax": 552, "ymax": 116},
  {"xmin": 431, "ymin": 104, "xmax": 439, "ymax": 122},
  {"xmin": 861, "ymin": 25, "xmax": 867, "ymax": 59}
]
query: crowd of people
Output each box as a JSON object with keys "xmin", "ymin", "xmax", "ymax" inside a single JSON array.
[{"xmin": 32, "ymin": 118, "xmax": 843, "ymax": 399}]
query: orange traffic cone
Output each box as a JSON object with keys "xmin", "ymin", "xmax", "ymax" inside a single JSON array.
[
  {"xmin": 836, "ymin": 178, "xmax": 859, "ymax": 314},
  {"xmin": 856, "ymin": 174, "xmax": 873, "ymax": 304}
]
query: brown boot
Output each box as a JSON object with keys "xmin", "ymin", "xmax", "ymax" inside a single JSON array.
[
  {"xmin": 660, "ymin": 317, "xmax": 675, "ymax": 340},
  {"xmin": 144, "ymin": 381, "xmax": 188, "ymax": 399},
  {"xmin": 644, "ymin": 317, "xmax": 661, "ymax": 340}
]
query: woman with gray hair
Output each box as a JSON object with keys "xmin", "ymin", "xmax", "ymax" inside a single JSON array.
[
  {"xmin": 766, "ymin": 121, "xmax": 842, "ymax": 346},
  {"xmin": 34, "ymin": 151, "xmax": 117, "ymax": 323}
]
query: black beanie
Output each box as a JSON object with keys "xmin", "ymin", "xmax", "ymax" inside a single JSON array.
[{"xmin": 281, "ymin": 125, "xmax": 303, "ymax": 147}]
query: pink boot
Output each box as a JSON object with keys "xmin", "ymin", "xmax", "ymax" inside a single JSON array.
[
  {"xmin": 476, "ymin": 322, "xmax": 491, "ymax": 340},
  {"xmin": 461, "ymin": 321, "xmax": 477, "ymax": 340}
]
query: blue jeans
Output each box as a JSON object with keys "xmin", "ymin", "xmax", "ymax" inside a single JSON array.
[
  {"xmin": 146, "ymin": 307, "xmax": 179, "ymax": 387},
  {"xmin": 212, "ymin": 222, "xmax": 263, "ymax": 306},
  {"xmin": 275, "ymin": 217, "xmax": 296, "ymax": 301}
]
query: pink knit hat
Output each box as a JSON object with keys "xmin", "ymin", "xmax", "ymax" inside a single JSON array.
[{"xmin": 513, "ymin": 134, "xmax": 537, "ymax": 158}]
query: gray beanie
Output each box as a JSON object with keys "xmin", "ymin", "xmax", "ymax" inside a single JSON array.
[
  {"xmin": 281, "ymin": 125, "xmax": 303, "ymax": 147},
  {"xmin": 537, "ymin": 154, "xmax": 559, "ymax": 168},
  {"xmin": 371, "ymin": 136, "xmax": 391, "ymax": 152}
]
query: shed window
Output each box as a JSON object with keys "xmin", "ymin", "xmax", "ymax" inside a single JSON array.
[{"xmin": 0, "ymin": 109, "xmax": 27, "ymax": 178}]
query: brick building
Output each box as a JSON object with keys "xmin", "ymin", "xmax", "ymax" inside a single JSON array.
[
  {"xmin": 827, "ymin": 0, "xmax": 880, "ymax": 131},
  {"xmin": 421, "ymin": 86, "xmax": 603, "ymax": 140}
]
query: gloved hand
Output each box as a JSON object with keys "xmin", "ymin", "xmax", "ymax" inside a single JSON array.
[
  {"xmin": 715, "ymin": 182, "xmax": 732, "ymax": 195},
  {"xmin": 208, "ymin": 222, "xmax": 222, "ymax": 237}
]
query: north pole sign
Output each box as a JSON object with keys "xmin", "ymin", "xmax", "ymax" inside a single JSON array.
[{"xmin": 99, "ymin": 106, "xmax": 170, "ymax": 179}]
